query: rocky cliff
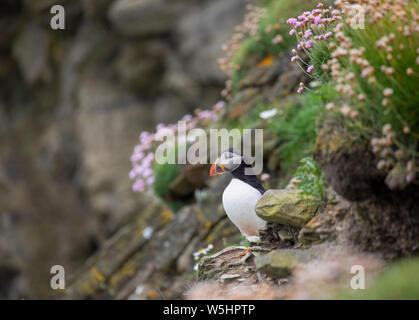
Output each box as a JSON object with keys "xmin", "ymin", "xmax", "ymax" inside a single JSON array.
[
  {"xmin": 0, "ymin": 0, "xmax": 245, "ymax": 298},
  {"xmin": 1, "ymin": 0, "xmax": 418, "ymax": 300},
  {"xmin": 65, "ymin": 50, "xmax": 418, "ymax": 299}
]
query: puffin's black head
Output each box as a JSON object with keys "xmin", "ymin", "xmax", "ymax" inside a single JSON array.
[{"xmin": 210, "ymin": 148, "xmax": 265, "ymax": 194}]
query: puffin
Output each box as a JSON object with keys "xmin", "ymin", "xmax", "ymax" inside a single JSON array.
[{"xmin": 210, "ymin": 148, "xmax": 267, "ymax": 254}]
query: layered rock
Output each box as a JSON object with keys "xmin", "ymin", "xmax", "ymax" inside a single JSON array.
[
  {"xmin": 64, "ymin": 174, "xmax": 241, "ymax": 299},
  {"xmin": 254, "ymin": 247, "xmax": 323, "ymax": 279}
]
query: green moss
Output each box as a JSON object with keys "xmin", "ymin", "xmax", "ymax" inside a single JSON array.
[
  {"xmin": 255, "ymin": 190, "xmax": 319, "ymax": 227},
  {"xmin": 152, "ymin": 144, "xmax": 190, "ymax": 213},
  {"xmin": 152, "ymin": 161, "xmax": 180, "ymax": 198},
  {"xmin": 152, "ymin": 144, "xmax": 182, "ymax": 213}
]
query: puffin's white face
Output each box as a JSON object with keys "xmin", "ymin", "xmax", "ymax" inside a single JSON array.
[
  {"xmin": 219, "ymin": 150, "xmax": 242, "ymax": 171},
  {"xmin": 210, "ymin": 150, "xmax": 242, "ymax": 176}
]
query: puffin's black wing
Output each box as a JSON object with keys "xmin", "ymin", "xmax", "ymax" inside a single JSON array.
[
  {"xmin": 231, "ymin": 163, "xmax": 266, "ymax": 195},
  {"xmin": 242, "ymin": 175, "xmax": 265, "ymax": 195}
]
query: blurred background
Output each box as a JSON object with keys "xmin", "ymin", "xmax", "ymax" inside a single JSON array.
[
  {"xmin": 1, "ymin": 0, "xmax": 418, "ymax": 300},
  {"xmin": 0, "ymin": 0, "xmax": 246, "ymax": 298}
]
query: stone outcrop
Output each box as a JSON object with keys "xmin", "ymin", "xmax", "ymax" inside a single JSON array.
[
  {"xmin": 198, "ymin": 246, "xmax": 256, "ymax": 283},
  {"xmin": 255, "ymin": 190, "xmax": 320, "ymax": 227},
  {"xmin": 254, "ymin": 247, "xmax": 323, "ymax": 279}
]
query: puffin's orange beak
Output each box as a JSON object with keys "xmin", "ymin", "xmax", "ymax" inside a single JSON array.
[{"xmin": 210, "ymin": 158, "xmax": 225, "ymax": 176}]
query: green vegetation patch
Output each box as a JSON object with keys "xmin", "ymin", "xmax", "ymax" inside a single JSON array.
[{"xmin": 266, "ymin": 82, "xmax": 337, "ymax": 180}]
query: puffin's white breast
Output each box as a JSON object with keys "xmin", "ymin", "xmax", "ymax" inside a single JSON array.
[{"xmin": 222, "ymin": 178, "xmax": 266, "ymax": 239}]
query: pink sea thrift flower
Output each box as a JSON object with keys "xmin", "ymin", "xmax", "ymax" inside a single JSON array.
[
  {"xmin": 261, "ymin": 173, "xmax": 271, "ymax": 181},
  {"xmin": 213, "ymin": 101, "xmax": 226, "ymax": 112},
  {"xmin": 182, "ymin": 114, "xmax": 193, "ymax": 121},
  {"xmin": 287, "ymin": 18, "xmax": 297, "ymax": 26},
  {"xmin": 132, "ymin": 179, "xmax": 145, "ymax": 192},
  {"xmin": 146, "ymin": 176, "xmax": 155, "ymax": 186},
  {"xmin": 297, "ymin": 82, "xmax": 305, "ymax": 93}
]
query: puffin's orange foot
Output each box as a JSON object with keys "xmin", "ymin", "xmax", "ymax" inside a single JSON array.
[{"xmin": 236, "ymin": 247, "xmax": 251, "ymax": 258}]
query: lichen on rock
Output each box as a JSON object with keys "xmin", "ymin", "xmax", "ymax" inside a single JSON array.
[
  {"xmin": 254, "ymin": 247, "xmax": 323, "ymax": 279},
  {"xmin": 255, "ymin": 190, "xmax": 321, "ymax": 227}
]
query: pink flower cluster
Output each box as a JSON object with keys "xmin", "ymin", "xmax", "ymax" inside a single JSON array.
[
  {"xmin": 129, "ymin": 102, "xmax": 226, "ymax": 193},
  {"xmin": 287, "ymin": 2, "xmax": 343, "ymax": 91},
  {"xmin": 130, "ymin": 132, "xmax": 156, "ymax": 192},
  {"xmin": 287, "ymin": 0, "xmax": 418, "ymax": 183}
]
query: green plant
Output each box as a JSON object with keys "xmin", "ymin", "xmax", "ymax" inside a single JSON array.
[
  {"xmin": 151, "ymin": 143, "xmax": 182, "ymax": 212},
  {"xmin": 292, "ymin": 157, "xmax": 326, "ymax": 202},
  {"xmin": 152, "ymin": 161, "xmax": 180, "ymax": 198},
  {"xmin": 152, "ymin": 161, "xmax": 183, "ymax": 213},
  {"xmin": 288, "ymin": 0, "xmax": 419, "ymax": 184},
  {"xmin": 266, "ymin": 82, "xmax": 337, "ymax": 179}
]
